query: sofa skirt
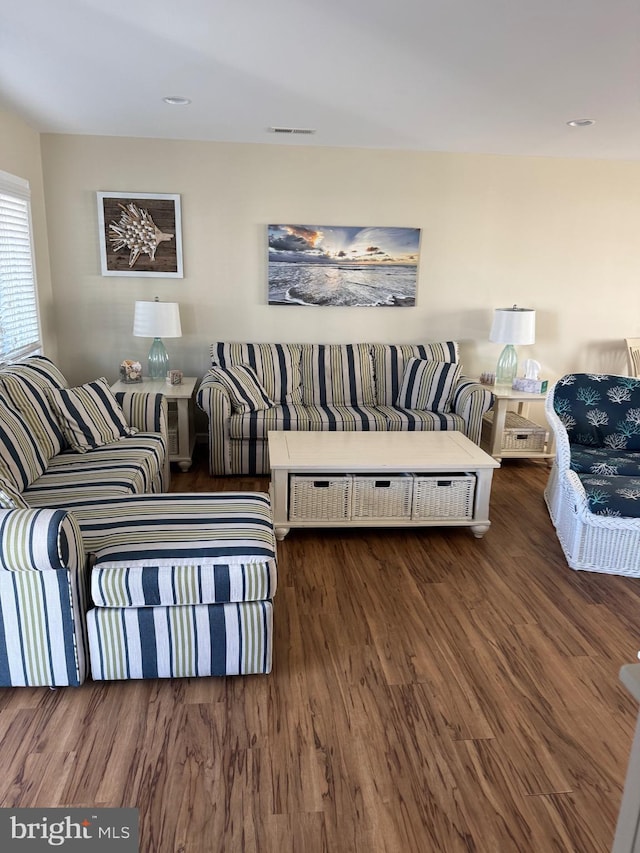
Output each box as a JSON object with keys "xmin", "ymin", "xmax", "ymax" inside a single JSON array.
[{"xmin": 87, "ymin": 600, "xmax": 273, "ymax": 680}]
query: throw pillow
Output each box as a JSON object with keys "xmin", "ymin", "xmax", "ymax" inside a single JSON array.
[
  {"xmin": 47, "ymin": 378, "xmax": 136, "ymax": 453},
  {"xmin": 395, "ymin": 358, "xmax": 462, "ymax": 413},
  {"xmin": 210, "ymin": 364, "xmax": 275, "ymax": 413}
]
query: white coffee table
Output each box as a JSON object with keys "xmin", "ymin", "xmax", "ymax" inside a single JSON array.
[{"xmin": 268, "ymin": 430, "xmax": 500, "ymax": 540}]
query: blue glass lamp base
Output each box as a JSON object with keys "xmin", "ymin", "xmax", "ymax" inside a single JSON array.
[
  {"xmin": 495, "ymin": 344, "xmax": 517, "ymax": 388},
  {"xmin": 148, "ymin": 337, "xmax": 169, "ymax": 380}
]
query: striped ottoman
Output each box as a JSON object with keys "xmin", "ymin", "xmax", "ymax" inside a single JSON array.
[{"xmin": 77, "ymin": 492, "xmax": 276, "ymax": 680}]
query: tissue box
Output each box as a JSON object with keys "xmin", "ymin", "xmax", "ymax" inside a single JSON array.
[{"xmin": 512, "ymin": 377, "xmax": 548, "ymax": 393}]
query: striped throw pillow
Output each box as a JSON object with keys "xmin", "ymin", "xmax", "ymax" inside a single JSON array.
[
  {"xmin": 210, "ymin": 365, "xmax": 275, "ymax": 413},
  {"xmin": 47, "ymin": 378, "xmax": 136, "ymax": 453},
  {"xmin": 395, "ymin": 359, "xmax": 461, "ymax": 413}
]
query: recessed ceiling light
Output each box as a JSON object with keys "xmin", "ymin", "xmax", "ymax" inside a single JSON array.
[
  {"xmin": 163, "ymin": 96, "xmax": 191, "ymax": 106},
  {"xmin": 567, "ymin": 118, "xmax": 595, "ymax": 127}
]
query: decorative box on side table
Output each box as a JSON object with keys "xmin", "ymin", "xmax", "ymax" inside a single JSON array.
[{"xmin": 110, "ymin": 376, "xmax": 198, "ymax": 472}]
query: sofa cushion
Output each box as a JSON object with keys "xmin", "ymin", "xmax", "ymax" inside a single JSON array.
[
  {"xmin": 376, "ymin": 405, "xmax": 465, "ymax": 432},
  {"xmin": 66, "ymin": 492, "xmax": 277, "ymax": 605},
  {"xmin": 300, "ymin": 343, "xmax": 376, "ymax": 406},
  {"xmin": 228, "ymin": 404, "xmax": 313, "ymax": 439},
  {"xmin": 372, "ymin": 342, "xmax": 459, "ymax": 406},
  {"xmin": 47, "ymin": 378, "xmax": 136, "ymax": 453},
  {"xmin": 395, "ymin": 358, "xmax": 462, "ymax": 413},
  {"xmin": 210, "ymin": 364, "xmax": 274, "ymax": 412},
  {"xmin": 228, "ymin": 404, "xmax": 389, "ymax": 439},
  {"xmin": 570, "ymin": 445, "xmax": 640, "ymax": 476},
  {"xmin": 553, "ymin": 374, "xmax": 640, "ymax": 450},
  {"xmin": 211, "ymin": 342, "xmax": 303, "ymax": 404},
  {"xmin": 578, "ymin": 474, "xmax": 640, "ymax": 517},
  {"xmin": 24, "ymin": 433, "xmax": 165, "ymax": 508},
  {"xmin": 303, "ymin": 404, "xmax": 389, "ymax": 431},
  {"xmin": 0, "ymin": 399, "xmax": 49, "ymax": 490}
]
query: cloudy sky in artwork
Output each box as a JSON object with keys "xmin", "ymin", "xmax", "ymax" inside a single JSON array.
[{"xmin": 268, "ymin": 225, "xmax": 420, "ymax": 265}]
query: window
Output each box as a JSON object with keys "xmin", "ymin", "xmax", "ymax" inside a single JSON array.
[{"xmin": 0, "ymin": 169, "xmax": 42, "ymax": 362}]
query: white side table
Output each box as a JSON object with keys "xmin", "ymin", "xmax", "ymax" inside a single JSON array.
[
  {"xmin": 482, "ymin": 385, "xmax": 555, "ymax": 463},
  {"xmin": 111, "ymin": 376, "xmax": 198, "ymax": 472}
]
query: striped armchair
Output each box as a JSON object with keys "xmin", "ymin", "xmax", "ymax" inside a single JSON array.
[{"xmin": 197, "ymin": 342, "xmax": 494, "ymax": 475}]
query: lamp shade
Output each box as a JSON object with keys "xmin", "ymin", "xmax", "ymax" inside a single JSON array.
[
  {"xmin": 133, "ymin": 300, "xmax": 182, "ymax": 338},
  {"xmin": 489, "ymin": 306, "xmax": 535, "ymax": 345}
]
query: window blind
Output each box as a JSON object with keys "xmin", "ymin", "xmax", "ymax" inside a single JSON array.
[{"xmin": 0, "ymin": 169, "xmax": 42, "ymax": 362}]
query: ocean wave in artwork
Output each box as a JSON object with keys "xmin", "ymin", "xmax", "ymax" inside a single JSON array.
[{"xmin": 268, "ymin": 262, "xmax": 416, "ymax": 307}]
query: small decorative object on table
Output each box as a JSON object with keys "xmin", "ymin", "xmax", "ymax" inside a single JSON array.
[
  {"xmin": 479, "ymin": 371, "xmax": 495, "ymax": 386},
  {"xmin": 512, "ymin": 359, "xmax": 547, "ymax": 393},
  {"xmin": 120, "ymin": 359, "xmax": 142, "ymax": 383},
  {"xmin": 512, "ymin": 377, "xmax": 548, "ymax": 393},
  {"xmin": 167, "ymin": 369, "xmax": 183, "ymax": 385}
]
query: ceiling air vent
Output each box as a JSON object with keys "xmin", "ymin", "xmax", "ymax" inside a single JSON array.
[{"xmin": 269, "ymin": 126, "xmax": 316, "ymax": 135}]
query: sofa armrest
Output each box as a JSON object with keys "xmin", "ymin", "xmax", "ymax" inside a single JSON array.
[
  {"xmin": 115, "ymin": 390, "xmax": 168, "ymax": 437},
  {"xmin": 196, "ymin": 372, "xmax": 232, "ymax": 475},
  {"xmin": 0, "ymin": 508, "xmax": 84, "ymax": 572},
  {"xmin": 115, "ymin": 391, "xmax": 169, "ymax": 490},
  {"xmin": 451, "ymin": 379, "xmax": 495, "ymax": 445},
  {"xmin": 0, "ymin": 508, "xmax": 88, "ymax": 686}
]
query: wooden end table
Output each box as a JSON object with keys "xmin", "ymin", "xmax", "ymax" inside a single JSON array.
[
  {"xmin": 483, "ymin": 385, "xmax": 555, "ymax": 463},
  {"xmin": 111, "ymin": 376, "xmax": 198, "ymax": 472}
]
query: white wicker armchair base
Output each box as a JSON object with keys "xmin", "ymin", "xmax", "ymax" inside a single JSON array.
[
  {"xmin": 544, "ymin": 383, "xmax": 640, "ymax": 578},
  {"xmin": 545, "ymin": 467, "xmax": 640, "ymax": 577}
]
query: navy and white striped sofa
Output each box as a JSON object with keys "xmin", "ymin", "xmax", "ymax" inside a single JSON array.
[
  {"xmin": 0, "ymin": 357, "xmax": 278, "ymax": 686},
  {"xmin": 0, "ymin": 356, "xmax": 168, "ymax": 686},
  {"xmin": 197, "ymin": 342, "xmax": 495, "ymax": 475}
]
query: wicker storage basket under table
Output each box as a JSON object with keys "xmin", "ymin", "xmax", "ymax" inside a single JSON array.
[
  {"xmin": 289, "ymin": 474, "xmax": 352, "ymax": 521},
  {"xmin": 167, "ymin": 407, "xmax": 179, "ymax": 455},
  {"xmin": 351, "ymin": 474, "xmax": 413, "ymax": 519},
  {"xmin": 412, "ymin": 473, "xmax": 476, "ymax": 520},
  {"xmin": 482, "ymin": 410, "xmax": 547, "ymax": 452}
]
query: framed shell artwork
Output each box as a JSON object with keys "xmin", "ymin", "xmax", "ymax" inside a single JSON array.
[{"xmin": 97, "ymin": 192, "xmax": 183, "ymax": 277}]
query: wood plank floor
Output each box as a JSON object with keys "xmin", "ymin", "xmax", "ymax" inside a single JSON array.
[{"xmin": 1, "ymin": 445, "xmax": 639, "ymax": 852}]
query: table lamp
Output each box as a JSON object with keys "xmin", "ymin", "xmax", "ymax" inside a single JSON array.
[
  {"xmin": 489, "ymin": 305, "xmax": 535, "ymax": 388},
  {"xmin": 133, "ymin": 298, "xmax": 182, "ymax": 379}
]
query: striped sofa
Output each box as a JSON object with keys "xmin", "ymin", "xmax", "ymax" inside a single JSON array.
[
  {"xmin": 0, "ymin": 357, "xmax": 277, "ymax": 686},
  {"xmin": 0, "ymin": 356, "xmax": 168, "ymax": 686},
  {"xmin": 197, "ymin": 342, "xmax": 495, "ymax": 475}
]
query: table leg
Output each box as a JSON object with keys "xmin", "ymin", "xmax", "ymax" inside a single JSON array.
[
  {"xmin": 471, "ymin": 469, "xmax": 495, "ymax": 538},
  {"xmin": 490, "ymin": 398, "xmax": 508, "ymax": 460},
  {"xmin": 270, "ymin": 470, "xmax": 290, "ymax": 540}
]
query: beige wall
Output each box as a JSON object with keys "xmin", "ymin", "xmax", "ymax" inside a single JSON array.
[
  {"xmin": 0, "ymin": 109, "xmax": 57, "ymax": 360},
  {"xmin": 38, "ymin": 133, "xmax": 640, "ymax": 392}
]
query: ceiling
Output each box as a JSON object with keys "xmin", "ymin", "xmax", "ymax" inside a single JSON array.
[{"xmin": 2, "ymin": 0, "xmax": 640, "ymax": 160}]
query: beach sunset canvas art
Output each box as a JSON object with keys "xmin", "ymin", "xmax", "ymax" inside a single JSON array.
[{"xmin": 268, "ymin": 225, "xmax": 421, "ymax": 306}]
